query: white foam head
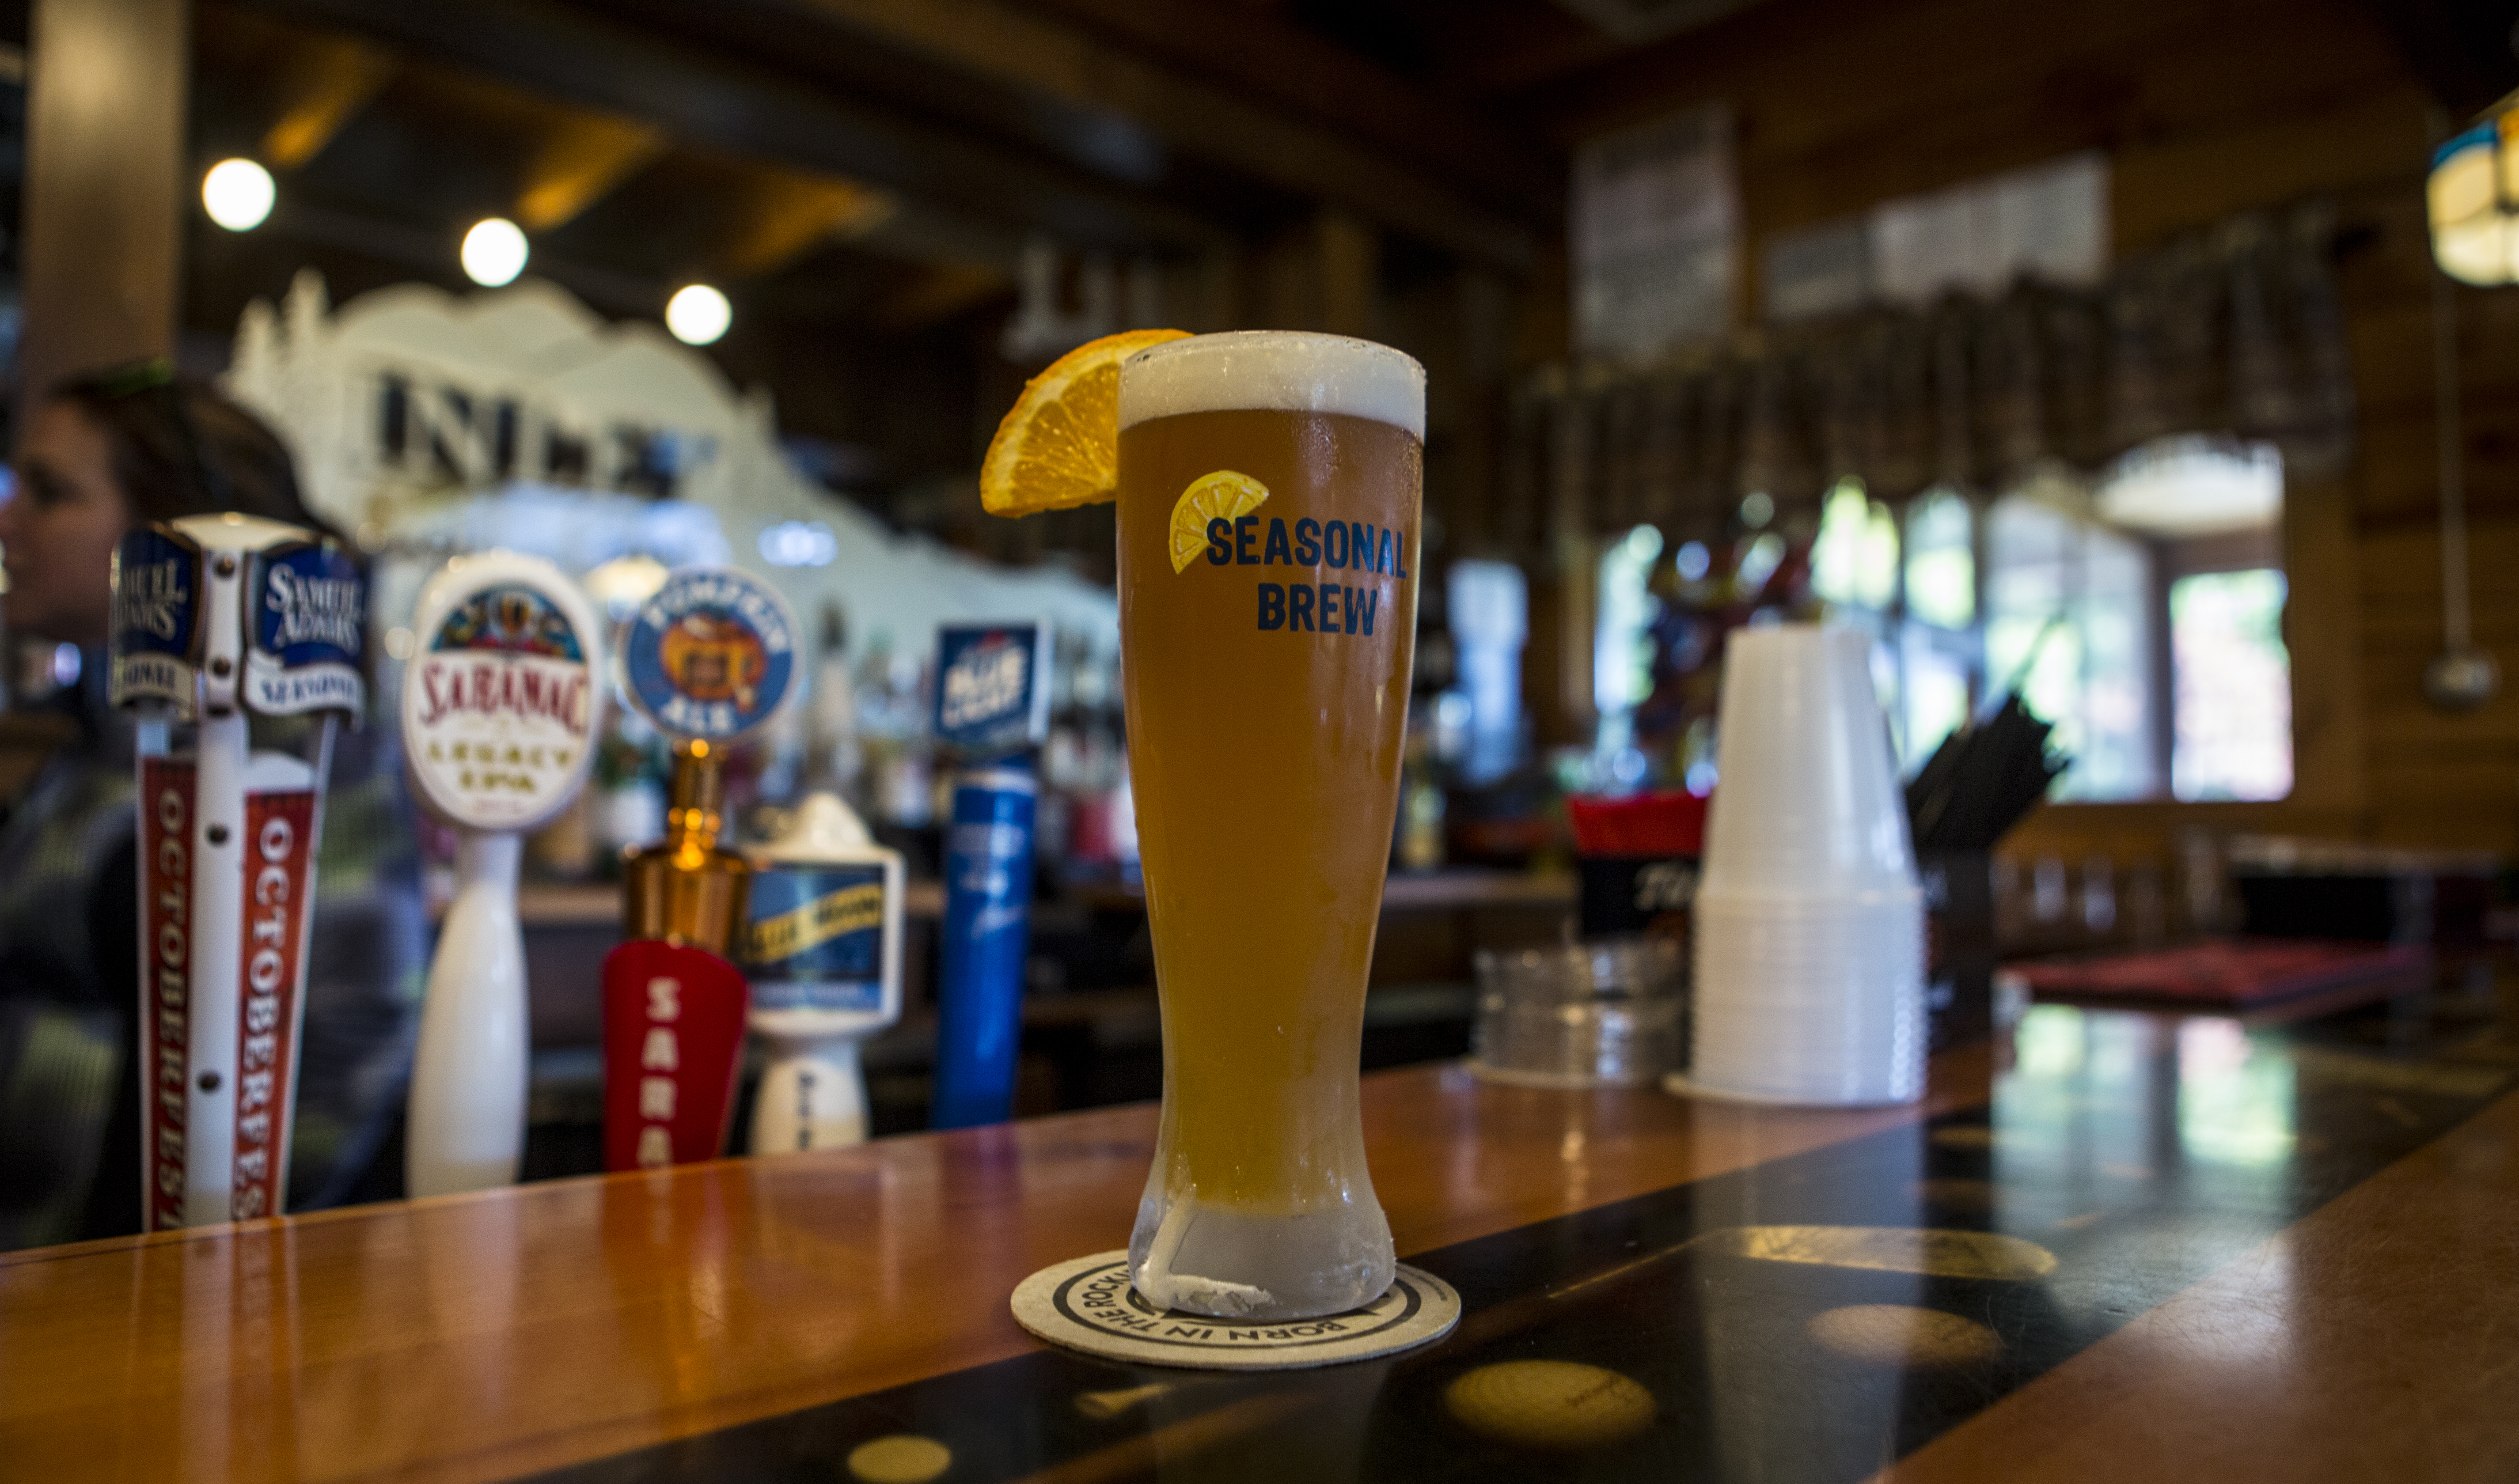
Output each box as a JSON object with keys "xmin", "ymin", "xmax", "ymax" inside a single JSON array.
[{"xmin": 1119, "ymin": 331, "xmax": 1425, "ymax": 440}]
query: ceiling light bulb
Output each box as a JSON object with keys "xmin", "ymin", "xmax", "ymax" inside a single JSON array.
[
  {"xmin": 462, "ymin": 217, "xmax": 529, "ymax": 287},
  {"xmin": 202, "ymin": 158, "xmax": 275, "ymax": 231},
  {"xmin": 666, "ymin": 284, "xmax": 732, "ymax": 346}
]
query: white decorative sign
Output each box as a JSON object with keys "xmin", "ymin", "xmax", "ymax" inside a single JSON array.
[{"xmin": 222, "ymin": 272, "xmax": 1119, "ymax": 659}]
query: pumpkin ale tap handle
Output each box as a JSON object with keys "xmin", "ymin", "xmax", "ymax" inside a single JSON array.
[{"xmin": 602, "ymin": 565, "xmax": 800, "ymax": 1170}]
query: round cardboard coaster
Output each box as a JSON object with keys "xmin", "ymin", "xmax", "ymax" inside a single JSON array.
[{"xmin": 1011, "ymin": 1251, "xmax": 1461, "ymax": 1371}]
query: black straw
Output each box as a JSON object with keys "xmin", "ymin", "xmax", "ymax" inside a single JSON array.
[{"xmin": 1905, "ymin": 691, "xmax": 2070, "ymax": 852}]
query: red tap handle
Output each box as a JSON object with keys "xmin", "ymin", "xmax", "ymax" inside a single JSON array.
[{"xmin": 600, "ymin": 940, "xmax": 750, "ymax": 1172}]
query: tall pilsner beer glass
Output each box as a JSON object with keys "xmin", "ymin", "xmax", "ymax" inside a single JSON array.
[{"xmin": 1118, "ymin": 331, "xmax": 1423, "ymax": 1319}]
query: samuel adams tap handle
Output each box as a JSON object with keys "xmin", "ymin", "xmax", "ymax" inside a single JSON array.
[{"xmin": 110, "ymin": 513, "xmax": 365, "ymax": 1229}]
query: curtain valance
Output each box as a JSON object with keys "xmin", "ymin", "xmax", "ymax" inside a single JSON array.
[{"xmin": 1495, "ymin": 201, "xmax": 2355, "ymax": 550}]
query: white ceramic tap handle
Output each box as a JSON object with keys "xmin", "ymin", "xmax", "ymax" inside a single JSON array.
[
  {"xmin": 751, "ymin": 1035, "xmax": 868, "ymax": 1153},
  {"xmin": 407, "ymin": 831, "xmax": 528, "ymax": 1196}
]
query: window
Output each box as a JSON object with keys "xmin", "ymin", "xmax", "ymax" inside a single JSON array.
[
  {"xmin": 1808, "ymin": 479, "xmax": 1985, "ymax": 772},
  {"xmin": 1986, "ymin": 486, "xmax": 2159, "ymax": 801},
  {"xmin": 2170, "ymin": 569, "xmax": 2291, "ymax": 801},
  {"xmin": 1594, "ymin": 524, "xmax": 1664, "ymax": 719},
  {"xmin": 1900, "ymin": 490, "xmax": 1979, "ymax": 766},
  {"xmin": 1588, "ymin": 439, "xmax": 2289, "ymax": 805},
  {"xmin": 1982, "ymin": 440, "xmax": 2289, "ymax": 803},
  {"xmin": 1904, "ymin": 492, "xmax": 1976, "ymax": 629},
  {"xmin": 1810, "ymin": 479, "xmax": 1900, "ymax": 612}
]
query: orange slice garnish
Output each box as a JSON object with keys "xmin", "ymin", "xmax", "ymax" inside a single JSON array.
[{"xmin": 980, "ymin": 328, "xmax": 1191, "ymax": 517}]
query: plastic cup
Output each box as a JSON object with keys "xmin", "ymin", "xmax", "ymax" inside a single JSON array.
[
  {"xmin": 1698, "ymin": 626, "xmax": 1915, "ymax": 897},
  {"xmin": 1682, "ymin": 624, "xmax": 1924, "ymax": 1106}
]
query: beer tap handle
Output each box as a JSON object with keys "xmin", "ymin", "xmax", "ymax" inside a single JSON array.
[
  {"xmin": 752, "ymin": 1033, "xmax": 869, "ymax": 1152},
  {"xmin": 600, "ymin": 939, "xmax": 749, "ymax": 1170},
  {"xmin": 927, "ymin": 623, "xmax": 1051, "ymax": 1132},
  {"xmin": 407, "ymin": 831, "xmax": 528, "ymax": 1196},
  {"xmin": 114, "ymin": 517, "xmax": 366, "ymax": 1229},
  {"xmin": 397, "ymin": 549, "xmax": 605, "ymax": 1196},
  {"xmin": 602, "ymin": 564, "xmax": 800, "ymax": 1169},
  {"xmin": 742, "ymin": 790, "xmax": 902, "ymax": 1155}
]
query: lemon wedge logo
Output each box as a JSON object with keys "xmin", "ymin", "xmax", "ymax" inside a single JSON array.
[{"xmin": 1168, "ymin": 471, "xmax": 1269, "ymax": 574}]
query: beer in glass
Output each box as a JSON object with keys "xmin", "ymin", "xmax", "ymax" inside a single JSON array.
[{"xmin": 1116, "ymin": 331, "xmax": 1423, "ymax": 1319}]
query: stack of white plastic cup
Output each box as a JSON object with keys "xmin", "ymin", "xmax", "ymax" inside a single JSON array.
[{"xmin": 1675, "ymin": 625, "xmax": 1926, "ymax": 1105}]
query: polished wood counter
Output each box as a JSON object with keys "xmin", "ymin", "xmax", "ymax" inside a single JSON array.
[{"xmin": 3, "ymin": 1001, "xmax": 2514, "ymax": 1484}]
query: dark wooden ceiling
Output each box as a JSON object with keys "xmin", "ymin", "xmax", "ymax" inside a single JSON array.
[
  {"xmin": 178, "ymin": 0, "xmax": 1708, "ymax": 499},
  {"xmin": 184, "ymin": 0, "xmax": 2519, "ymax": 326},
  {"xmin": 165, "ymin": 0, "xmax": 2512, "ymax": 501},
  {"xmin": 189, "ymin": 0, "xmax": 1582, "ymax": 334}
]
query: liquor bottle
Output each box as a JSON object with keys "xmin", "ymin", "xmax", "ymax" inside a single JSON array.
[
  {"xmin": 859, "ymin": 635, "xmax": 936, "ymax": 831},
  {"xmin": 589, "ymin": 711, "xmax": 667, "ymax": 880},
  {"xmin": 1395, "ymin": 737, "xmax": 1448, "ymax": 873},
  {"xmin": 806, "ymin": 602, "xmax": 863, "ymax": 800}
]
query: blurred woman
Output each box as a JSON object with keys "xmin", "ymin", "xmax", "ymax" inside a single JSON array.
[{"xmin": 0, "ymin": 362, "xmax": 424, "ymax": 1245}]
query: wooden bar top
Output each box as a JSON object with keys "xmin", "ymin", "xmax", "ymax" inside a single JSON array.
[{"xmin": 3, "ymin": 1001, "xmax": 2514, "ymax": 1484}]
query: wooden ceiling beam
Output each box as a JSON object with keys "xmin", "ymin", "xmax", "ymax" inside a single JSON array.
[
  {"xmin": 231, "ymin": 0, "xmax": 1229, "ymax": 253},
  {"xmin": 779, "ymin": 0, "xmax": 1539, "ymax": 268},
  {"xmin": 259, "ymin": 30, "xmax": 396, "ymax": 169},
  {"xmin": 713, "ymin": 167, "xmax": 899, "ymax": 278},
  {"xmin": 864, "ymin": 260, "xmax": 1012, "ymax": 333},
  {"xmin": 249, "ymin": 195, "xmax": 670, "ymax": 314},
  {"xmin": 1016, "ymin": 0, "xmax": 1560, "ymax": 215},
  {"xmin": 2356, "ymin": 0, "xmax": 2519, "ymax": 120},
  {"xmin": 848, "ymin": 198, "xmax": 1032, "ymax": 276},
  {"xmin": 515, "ymin": 111, "xmax": 669, "ymax": 232}
]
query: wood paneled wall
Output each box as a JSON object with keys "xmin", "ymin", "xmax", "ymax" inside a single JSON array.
[
  {"xmin": 19, "ymin": 0, "xmax": 192, "ymax": 409},
  {"xmin": 1529, "ymin": 0, "xmax": 2518, "ymax": 857}
]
